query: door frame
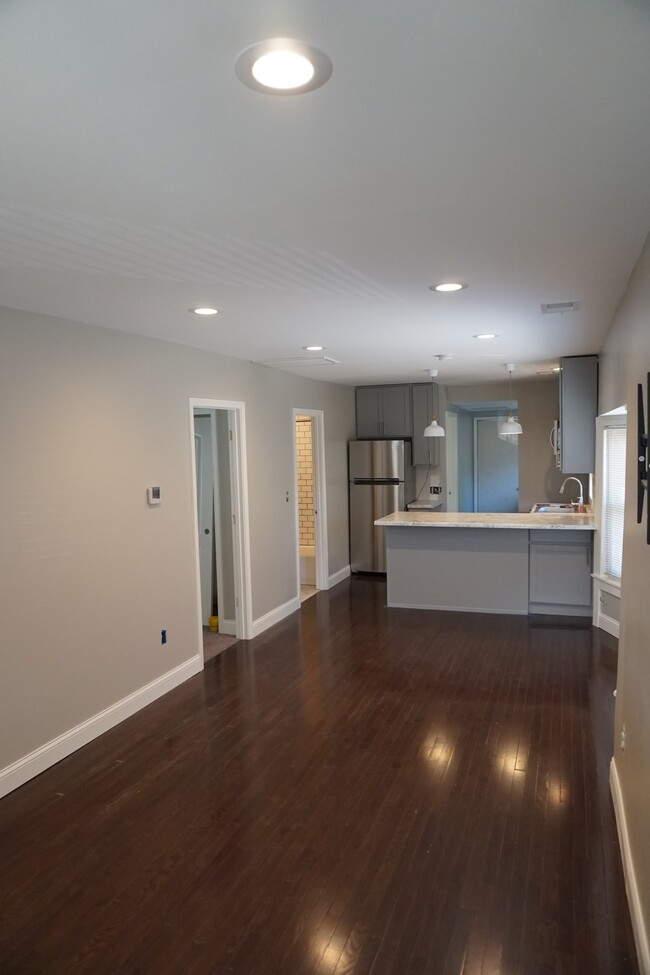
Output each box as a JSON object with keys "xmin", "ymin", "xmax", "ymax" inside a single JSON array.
[
  {"xmin": 292, "ymin": 408, "xmax": 329, "ymax": 593},
  {"xmin": 193, "ymin": 412, "xmax": 224, "ymax": 627},
  {"xmin": 189, "ymin": 398, "xmax": 253, "ymax": 649},
  {"xmin": 445, "ymin": 411, "xmax": 458, "ymax": 512}
]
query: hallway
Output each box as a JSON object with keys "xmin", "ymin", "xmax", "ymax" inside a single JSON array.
[{"xmin": 0, "ymin": 578, "xmax": 638, "ymax": 974}]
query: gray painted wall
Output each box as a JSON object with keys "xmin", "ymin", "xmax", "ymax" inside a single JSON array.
[
  {"xmin": 599, "ymin": 231, "xmax": 650, "ymax": 958},
  {"xmin": 0, "ymin": 306, "xmax": 354, "ymax": 771},
  {"xmin": 445, "ymin": 378, "xmax": 588, "ymax": 512}
]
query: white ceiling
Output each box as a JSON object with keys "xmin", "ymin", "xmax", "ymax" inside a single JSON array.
[{"xmin": 1, "ymin": 0, "xmax": 649, "ymax": 386}]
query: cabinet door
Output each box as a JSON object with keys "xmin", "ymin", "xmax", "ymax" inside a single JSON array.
[
  {"xmin": 560, "ymin": 356, "xmax": 598, "ymax": 473},
  {"xmin": 411, "ymin": 383, "xmax": 440, "ymax": 466},
  {"xmin": 355, "ymin": 387, "xmax": 382, "ymax": 438},
  {"xmin": 529, "ymin": 541, "xmax": 592, "ymax": 608},
  {"xmin": 381, "ymin": 385, "xmax": 412, "ymax": 437}
]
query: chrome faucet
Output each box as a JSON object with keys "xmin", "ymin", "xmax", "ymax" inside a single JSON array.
[{"xmin": 560, "ymin": 476, "xmax": 584, "ymax": 510}]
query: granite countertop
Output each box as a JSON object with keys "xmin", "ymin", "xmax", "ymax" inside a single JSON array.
[{"xmin": 375, "ymin": 511, "xmax": 595, "ymax": 530}]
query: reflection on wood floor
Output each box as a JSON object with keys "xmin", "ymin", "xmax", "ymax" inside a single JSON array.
[{"xmin": 0, "ymin": 577, "xmax": 639, "ymax": 974}]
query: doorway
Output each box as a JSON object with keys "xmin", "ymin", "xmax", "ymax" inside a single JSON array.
[
  {"xmin": 293, "ymin": 409, "xmax": 328, "ymax": 601},
  {"xmin": 189, "ymin": 399, "xmax": 252, "ymax": 659},
  {"xmin": 474, "ymin": 416, "xmax": 519, "ymax": 512}
]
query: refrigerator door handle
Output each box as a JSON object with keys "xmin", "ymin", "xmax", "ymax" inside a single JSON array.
[{"xmin": 353, "ymin": 478, "xmax": 400, "ymax": 486}]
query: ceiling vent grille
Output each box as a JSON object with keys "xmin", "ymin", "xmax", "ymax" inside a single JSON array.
[
  {"xmin": 541, "ymin": 301, "xmax": 580, "ymax": 314},
  {"xmin": 257, "ymin": 355, "xmax": 340, "ymax": 367}
]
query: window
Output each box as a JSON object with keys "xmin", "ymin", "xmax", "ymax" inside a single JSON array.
[
  {"xmin": 593, "ymin": 412, "xmax": 626, "ymax": 637},
  {"xmin": 601, "ymin": 425, "xmax": 626, "ymax": 580}
]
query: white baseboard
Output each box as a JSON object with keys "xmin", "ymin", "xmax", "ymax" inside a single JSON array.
[
  {"xmin": 610, "ymin": 757, "xmax": 650, "ymax": 975},
  {"xmin": 250, "ymin": 595, "xmax": 301, "ymax": 639},
  {"xmin": 328, "ymin": 564, "xmax": 351, "ymax": 588},
  {"xmin": 385, "ymin": 600, "xmax": 528, "ymax": 615},
  {"xmin": 0, "ymin": 655, "xmax": 203, "ymax": 800},
  {"xmin": 596, "ymin": 613, "xmax": 620, "ymax": 638}
]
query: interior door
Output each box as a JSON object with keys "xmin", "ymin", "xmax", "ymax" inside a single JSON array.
[
  {"xmin": 475, "ymin": 417, "xmax": 519, "ymax": 512},
  {"xmin": 194, "ymin": 415, "xmax": 215, "ymax": 624}
]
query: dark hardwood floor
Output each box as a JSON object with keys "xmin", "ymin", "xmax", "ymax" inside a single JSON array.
[{"xmin": 0, "ymin": 577, "xmax": 639, "ymax": 975}]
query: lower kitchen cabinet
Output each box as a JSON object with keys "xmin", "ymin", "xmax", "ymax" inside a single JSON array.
[{"xmin": 528, "ymin": 530, "xmax": 593, "ymax": 616}]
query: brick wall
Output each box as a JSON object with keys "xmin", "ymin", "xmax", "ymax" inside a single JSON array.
[{"xmin": 295, "ymin": 416, "xmax": 314, "ymax": 547}]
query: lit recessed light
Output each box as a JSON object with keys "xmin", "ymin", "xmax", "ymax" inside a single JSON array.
[
  {"xmin": 429, "ymin": 281, "xmax": 467, "ymax": 293},
  {"xmin": 190, "ymin": 307, "xmax": 219, "ymax": 316},
  {"xmin": 253, "ymin": 51, "xmax": 314, "ymax": 89},
  {"xmin": 473, "ymin": 333, "xmax": 498, "ymax": 340},
  {"xmin": 303, "ymin": 345, "xmax": 324, "ymax": 351},
  {"xmin": 235, "ymin": 39, "xmax": 332, "ymax": 94}
]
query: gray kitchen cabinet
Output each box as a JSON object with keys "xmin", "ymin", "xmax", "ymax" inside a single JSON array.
[
  {"xmin": 559, "ymin": 355, "xmax": 598, "ymax": 473},
  {"xmin": 411, "ymin": 382, "xmax": 440, "ymax": 466},
  {"xmin": 355, "ymin": 385, "xmax": 412, "ymax": 438},
  {"xmin": 528, "ymin": 529, "xmax": 593, "ymax": 616}
]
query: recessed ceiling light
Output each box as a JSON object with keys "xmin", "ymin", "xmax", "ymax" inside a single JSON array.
[
  {"xmin": 235, "ymin": 39, "xmax": 332, "ymax": 94},
  {"xmin": 190, "ymin": 306, "xmax": 219, "ymax": 316},
  {"xmin": 303, "ymin": 345, "xmax": 325, "ymax": 351},
  {"xmin": 473, "ymin": 333, "xmax": 498, "ymax": 340},
  {"xmin": 429, "ymin": 281, "xmax": 467, "ymax": 293}
]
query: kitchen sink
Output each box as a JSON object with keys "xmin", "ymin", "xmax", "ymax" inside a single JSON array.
[{"xmin": 531, "ymin": 502, "xmax": 580, "ymax": 513}]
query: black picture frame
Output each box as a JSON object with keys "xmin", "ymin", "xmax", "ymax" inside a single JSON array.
[{"xmin": 637, "ymin": 374, "xmax": 649, "ymax": 543}]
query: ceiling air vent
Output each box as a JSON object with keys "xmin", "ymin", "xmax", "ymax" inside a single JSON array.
[
  {"xmin": 540, "ymin": 301, "xmax": 580, "ymax": 315},
  {"xmin": 257, "ymin": 355, "xmax": 340, "ymax": 367}
]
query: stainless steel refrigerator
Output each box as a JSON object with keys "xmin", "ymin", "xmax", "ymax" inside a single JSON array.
[{"xmin": 349, "ymin": 440, "xmax": 414, "ymax": 572}]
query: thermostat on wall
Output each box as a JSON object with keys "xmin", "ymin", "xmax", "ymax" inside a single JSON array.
[{"xmin": 147, "ymin": 486, "xmax": 161, "ymax": 506}]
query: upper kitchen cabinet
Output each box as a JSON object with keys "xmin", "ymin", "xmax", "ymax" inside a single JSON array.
[
  {"xmin": 559, "ymin": 355, "xmax": 599, "ymax": 473},
  {"xmin": 355, "ymin": 385, "xmax": 412, "ymax": 438},
  {"xmin": 411, "ymin": 382, "xmax": 440, "ymax": 466}
]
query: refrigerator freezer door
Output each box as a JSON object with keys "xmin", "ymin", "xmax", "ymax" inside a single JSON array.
[
  {"xmin": 349, "ymin": 440, "xmax": 408, "ymax": 482},
  {"xmin": 350, "ymin": 482, "xmax": 404, "ymax": 572}
]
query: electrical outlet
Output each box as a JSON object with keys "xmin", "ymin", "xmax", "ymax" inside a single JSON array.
[
  {"xmin": 620, "ymin": 725, "xmax": 626, "ymax": 751},
  {"xmin": 161, "ymin": 629, "xmax": 167, "ymax": 646}
]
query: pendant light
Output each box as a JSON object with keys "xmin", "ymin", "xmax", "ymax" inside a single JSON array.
[
  {"xmin": 423, "ymin": 369, "xmax": 445, "ymax": 437},
  {"xmin": 499, "ymin": 363, "xmax": 523, "ymax": 435}
]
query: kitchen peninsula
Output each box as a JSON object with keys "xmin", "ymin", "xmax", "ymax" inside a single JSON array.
[{"xmin": 375, "ymin": 511, "xmax": 595, "ymax": 616}]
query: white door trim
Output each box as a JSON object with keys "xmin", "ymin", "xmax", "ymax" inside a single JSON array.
[
  {"xmin": 189, "ymin": 398, "xmax": 253, "ymax": 645},
  {"xmin": 445, "ymin": 411, "xmax": 458, "ymax": 512},
  {"xmin": 292, "ymin": 408, "xmax": 329, "ymax": 592}
]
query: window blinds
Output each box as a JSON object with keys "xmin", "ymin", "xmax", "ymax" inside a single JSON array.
[{"xmin": 602, "ymin": 426, "xmax": 626, "ymax": 580}]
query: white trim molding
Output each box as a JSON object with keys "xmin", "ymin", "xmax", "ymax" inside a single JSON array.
[
  {"xmin": 0, "ymin": 656, "xmax": 202, "ymax": 799},
  {"xmin": 592, "ymin": 574, "xmax": 621, "ymax": 638},
  {"xmin": 250, "ymin": 595, "xmax": 301, "ymax": 639},
  {"xmin": 610, "ymin": 758, "xmax": 650, "ymax": 975},
  {"xmin": 328, "ymin": 564, "xmax": 351, "ymax": 588}
]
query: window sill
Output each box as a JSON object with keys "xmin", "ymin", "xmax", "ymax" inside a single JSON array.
[{"xmin": 592, "ymin": 573, "xmax": 622, "ymax": 593}]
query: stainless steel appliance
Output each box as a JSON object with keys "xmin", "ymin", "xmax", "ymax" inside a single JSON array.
[{"xmin": 349, "ymin": 440, "xmax": 414, "ymax": 572}]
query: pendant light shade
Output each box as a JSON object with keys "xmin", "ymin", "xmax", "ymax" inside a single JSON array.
[
  {"xmin": 499, "ymin": 362, "xmax": 523, "ymax": 436},
  {"xmin": 423, "ymin": 368, "xmax": 445, "ymax": 438},
  {"xmin": 498, "ymin": 415, "xmax": 523, "ymax": 436},
  {"xmin": 424, "ymin": 418, "xmax": 445, "ymax": 438}
]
